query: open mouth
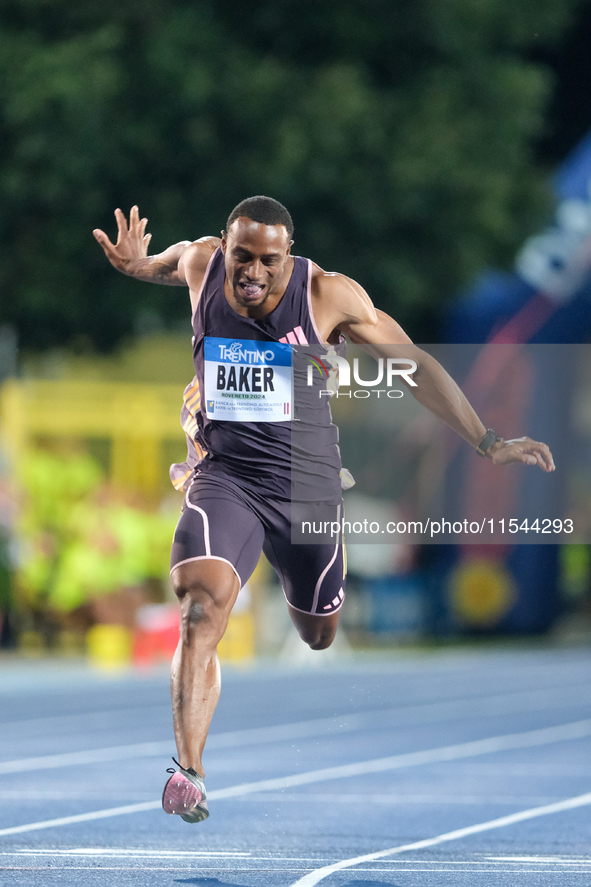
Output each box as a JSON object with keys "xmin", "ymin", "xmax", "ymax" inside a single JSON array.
[{"xmin": 238, "ymin": 282, "xmax": 265, "ymax": 300}]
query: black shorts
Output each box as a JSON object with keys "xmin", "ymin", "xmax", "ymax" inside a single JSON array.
[{"xmin": 170, "ymin": 473, "xmax": 346, "ymax": 616}]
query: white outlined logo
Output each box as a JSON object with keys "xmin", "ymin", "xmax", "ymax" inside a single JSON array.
[
  {"xmin": 305, "ymin": 354, "xmax": 417, "ymax": 398},
  {"xmin": 219, "ymin": 342, "xmax": 276, "ymax": 363}
]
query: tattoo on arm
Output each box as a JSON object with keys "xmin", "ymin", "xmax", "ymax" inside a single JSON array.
[{"xmin": 126, "ymin": 242, "xmax": 191, "ymax": 286}]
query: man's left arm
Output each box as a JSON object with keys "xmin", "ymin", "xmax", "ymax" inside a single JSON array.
[{"xmin": 331, "ymin": 284, "xmax": 555, "ymax": 471}]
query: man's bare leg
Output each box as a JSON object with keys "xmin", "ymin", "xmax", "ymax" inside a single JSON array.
[
  {"xmin": 287, "ymin": 604, "xmax": 340, "ymax": 650},
  {"xmin": 170, "ymin": 558, "xmax": 240, "ymax": 776}
]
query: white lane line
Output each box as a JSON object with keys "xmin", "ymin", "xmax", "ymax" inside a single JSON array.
[
  {"xmin": 1, "ymin": 716, "xmax": 591, "ymax": 837},
  {"xmin": 288, "ymin": 791, "xmax": 591, "ymax": 886},
  {"xmin": 2, "ymin": 850, "xmax": 590, "ymax": 872},
  {"xmin": 237, "ymin": 792, "xmax": 563, "ymax": 806},
  {"xmin": 3, "ymin": 683, "xmax": 591, "ymax": 774},
  {"xmin": 0, "ymin": 802, "xmax": 161, "ymax": 836},
  {"xmin": 487, "ymin": 855, "xmax": 589, "ymax": 863},
  {"xmin": 6, "ymin": 849, "xmax": 250, "ymax": 858},
  {"xmin": 362, "ymin": 870, "xmax": 591, "ymax": 874},
  {"xmin": 1, "ymin": 851, "xmax": 320, "ymax": 861},
  {"xmin": 2, "ymin": 866, "xmax": 589, "ymax": 876},
  {"xmin": 5, "ymin": 850, "xmax": 588, "ymax": 866}
]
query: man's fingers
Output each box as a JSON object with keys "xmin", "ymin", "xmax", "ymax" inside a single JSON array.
[
  {"xmin": 129, "ymin": 205, "xmax": 142, "ymax": 232},
  {"xmin": 95, "ymin": 206, "xmax": 148, "ymax": 267},
  {"xmin": 93, "ymin": 228, "xmax": 115, "ymax": 253},
  {"xmin": 526, "ymin": 446, "xmax": 555, "ymax": 472},
  {"xmin": 543, "ymin": 454, "xmax": 556, "ymax": 472},
  {"xmin": 114, "ymin": 207, "xmax": 129, "ymax": 241},
  {"xmin": 493, "ymin": 438, "xmax": 555, "ymax": 472},
  {"xmin": 533, "ymin": 448, "xmax": 548, "ymax": 471},
  {"xmin": 528, "ymin": 441, "xmax": 555, "ymax": 472},
  {"xmin": 124, "ymin": 206, "xmax": 149, "ymax": 242}
]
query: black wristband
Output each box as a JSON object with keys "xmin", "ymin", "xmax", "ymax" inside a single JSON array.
[{"xmin": 476, "ymin": 429, "xmax": 503, "ymax": 457}]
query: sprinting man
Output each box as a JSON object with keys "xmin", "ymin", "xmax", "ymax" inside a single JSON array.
[{"xmin": 93, "ymin": 197, "xmax": 554, "ymax": 823}]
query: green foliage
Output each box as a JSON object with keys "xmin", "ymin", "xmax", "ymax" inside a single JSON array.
[
  {"xmin": 15, "ymin": 447, "xmax": 177, "ymax": 612},
  {"xmin": 0, "ymin": 0, "xmax": 582, "ymax": 348}
]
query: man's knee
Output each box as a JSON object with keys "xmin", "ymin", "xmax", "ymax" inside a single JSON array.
[
  {"xmin": 180, "ymin": 589, "xmax": 215, "ymax": 626},
  {"xmin": 172, "ymin": 561, "xmax": 239, "ymax": 644},
  {"xmin": 176, "ymin": 587, "xmax": 220, "ymax": 646},
  {"xmin": 306, "ymin": 625, "xmax": 337, "ymax": 651},
  {"xmin": 289, "ymin": 609, "xmax": 339, "ymax": 650}
]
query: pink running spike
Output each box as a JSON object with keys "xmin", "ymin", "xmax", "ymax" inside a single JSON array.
[{"xmin": 162, "ymin": 771, "xmax": 202, "ymax": 815}]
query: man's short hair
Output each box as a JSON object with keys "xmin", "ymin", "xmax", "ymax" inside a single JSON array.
[{"xmin": 226, "ymin": 196, "xmax": 294, "ymax": 238}]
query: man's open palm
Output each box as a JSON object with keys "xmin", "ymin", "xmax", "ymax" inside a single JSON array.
[{"xmin": 93, "ymin": 206, "xmax": 152, "ymax": 275}]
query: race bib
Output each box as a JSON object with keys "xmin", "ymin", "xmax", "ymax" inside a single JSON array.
[{"xmin": 204, "ymin": 337, "xmax": 292, "ymax": 422}]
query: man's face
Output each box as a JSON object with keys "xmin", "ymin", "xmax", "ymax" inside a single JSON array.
[{"xmin": 221, "ymin": 217, "xmax": 292, "ymax": 309}]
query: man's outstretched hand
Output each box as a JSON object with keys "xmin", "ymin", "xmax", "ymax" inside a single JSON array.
[
  {"xmin": 93, "ymin": 206, "xmax": 152, "ymax": 275},
  {"xmin": 488, "ymin": 437, "xmax": 555, "ymax": 472}
]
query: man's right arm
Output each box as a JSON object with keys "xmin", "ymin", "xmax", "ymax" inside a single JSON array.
[{"xmin": 93, "ymin": 206, "xmax": 218, "ymax": 292}]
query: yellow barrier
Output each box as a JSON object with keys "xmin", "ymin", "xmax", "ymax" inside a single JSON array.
[
  {"xmin": 0, "ymin": 379, "xmax": 185, "ymax": 492},
  {"xmin": 1, "ymin": 378, "xmax": 261, "ymax": 663},
  {"xmin": 87, "ymin": 624, "xmax": 133, "ymax": 670},
  {"xmin": 217, "ymin": 611, "xmax": 256, "ymax": 663}
]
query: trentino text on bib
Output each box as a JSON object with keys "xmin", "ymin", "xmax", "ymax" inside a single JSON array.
[{"xmin": 204, "ymin": 337, "xmax": 292, "ymax": 422}]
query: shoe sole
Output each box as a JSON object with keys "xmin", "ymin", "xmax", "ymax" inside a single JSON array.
[
  {"xmin": 162, "ymin": 772, "xmax": 209, "ymax": 822},
  {"xmin": 180, "ymin": 805, "xmax": 209, "ymax": 823}
]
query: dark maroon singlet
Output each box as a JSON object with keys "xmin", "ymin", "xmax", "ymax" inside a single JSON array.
[{"xmin": 171, "ymin": 247, "xmax": 343, "ymax": 502}]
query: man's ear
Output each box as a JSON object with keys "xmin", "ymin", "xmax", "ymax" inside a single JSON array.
[{"xmin": 220, "ymin": 230, "xmax": 228, "ymax": 253}]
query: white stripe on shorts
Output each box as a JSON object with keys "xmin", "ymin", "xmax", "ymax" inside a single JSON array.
[
  {"xmin": 184, "ymin": 478, "xmax": 212, "ymax": 556},
  {"xmin": 311, "ymin": 504, "xmax": 341, "ymax": 613}
]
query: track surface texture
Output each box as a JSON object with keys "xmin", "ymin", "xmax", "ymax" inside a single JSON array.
[{"xmin": 1, "ymin": 645, "xmax": 590, "ymax": 886}]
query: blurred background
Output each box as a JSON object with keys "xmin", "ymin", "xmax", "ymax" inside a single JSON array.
[{"xmin": 2, "ymin": 0, "xmax": 591, "ymax": 668}]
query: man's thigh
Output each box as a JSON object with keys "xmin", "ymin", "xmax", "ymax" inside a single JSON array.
[
  {"xmin": 171, "ymin": 474, "xmax": 265, "ymax": 589},
  {"xmin": 262, "ymin": 500, "xmax": 346, "ymax": 616}
]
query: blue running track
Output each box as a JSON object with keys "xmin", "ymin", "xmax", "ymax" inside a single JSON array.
[{"xmin": 0, "ymin": 645, "xmax": 590, "ymax": 886}]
